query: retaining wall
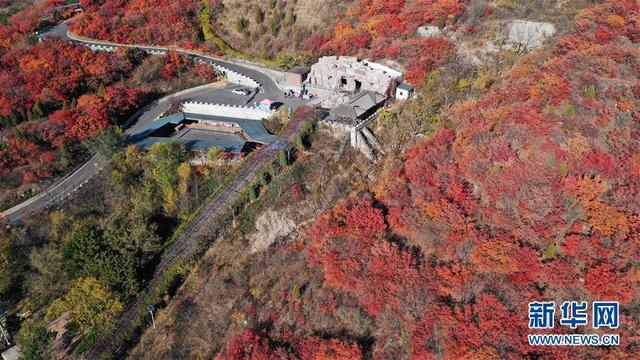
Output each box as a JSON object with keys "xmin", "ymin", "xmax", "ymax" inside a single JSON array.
[
  {"xmin": 194, "ymin": 59, "xmax": 260, "ymax": 89},
  {"xmin": 182, "ymin": 101, "xmax": 274, "ymax": 120}
]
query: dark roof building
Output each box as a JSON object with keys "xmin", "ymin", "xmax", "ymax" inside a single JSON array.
[
  {"xmin": 184, "ymin": 113, "xmax": 276, "ymax": 144},
  {"xmin": 331, "ymin": 91, "xmax": 387, "ymax": 122},
  {"xmin": 130, "ymin": 112, "xmax": 276, "ymax": 153},
  {"xmin": 398, "ymin": 83, "xmax": 413, "ymax": 91},
  {"xmin": 284, "ymin": 66, "xmax": 310, "ymax": 91}
]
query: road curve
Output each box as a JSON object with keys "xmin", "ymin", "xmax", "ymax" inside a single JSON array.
[
  {"xmin": 2, "ymin": 20, "xmax": 315, "ymax": 357},
  {"xmin": 52, "ymin": 22, "xmax": 285, "ymax": 101},
  {"xmin": 0, "ymin": 22, "xmax": 293, "ymax": 223}
]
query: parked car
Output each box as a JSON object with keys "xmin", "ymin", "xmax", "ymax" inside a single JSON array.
[
  {"xmin": 232, "ymin": 88, "xmax": 251, "ymax": 96},
  {"xmin": 302, "ymin": 91, "xmax": 316, "ymax": 100}
]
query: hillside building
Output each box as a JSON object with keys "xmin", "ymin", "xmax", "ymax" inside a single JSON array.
[
  {"xmin": 283, "ymin": 66, "xmax": 310, "ymax": 92},
  {"xmin": 306, "ymin": 56, "xmax": 403, "ymax": 98},
  {"xmin": 331, "ymin": 91, "xmax": 387, "ymax": 122},
  {"xmin": 131, "ymin": 111, "xmax": 276, "ymax": 157},
  {"xmin": 396, "ymin": 83, "xmax": 414, "ymax": 100}
]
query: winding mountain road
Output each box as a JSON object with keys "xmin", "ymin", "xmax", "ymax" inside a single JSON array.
[
  {"xmin": 0, "ymin": 21, "xmax": 315, "ymax": 358},
  {"xmin": 0, "ymin": 22, "xmax": 304, "ymax": 223}
]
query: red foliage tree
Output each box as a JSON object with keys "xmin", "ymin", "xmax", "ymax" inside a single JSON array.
[
  {"xmin": 585, "ymin": 264, "xmax": 636, "ymax": 305},
  {"xmin": 298, "ymin": 337, "xmax": 362, "ymax": 360},
  {"xmin": 301, "ymin": 1, "xmax": 640, "ymax": 359},
  {"xmin": 214, "ymin": 330, "xmax": 292, "ymax": 360}
]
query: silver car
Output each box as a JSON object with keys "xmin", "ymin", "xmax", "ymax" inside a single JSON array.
[{"xmin": 232, "ymin": 88, "xmax": 251, "ymax": 96}]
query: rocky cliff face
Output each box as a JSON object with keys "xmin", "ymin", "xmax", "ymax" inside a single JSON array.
[{"xmin": 249, "ymin": 209, "xmax": 296, "ymax": 253}]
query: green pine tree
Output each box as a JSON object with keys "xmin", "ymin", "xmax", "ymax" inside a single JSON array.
[
  {"xmin": 279, "ymin": 149, "xmax": 289, "ymax": 166},
  {"xmin": 32, "ymin": 102, "xmax": 43, "ymax": 118}
]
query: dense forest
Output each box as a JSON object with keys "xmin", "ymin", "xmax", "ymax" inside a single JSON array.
[
  {"xmin": 0, "ymin": 1, "xmax": 218, "ymax": 210},
  {"xmin": 70, "ymin": 0, "xmax": 465, "ymax": 81},
  {"xmin": 0, "ymin": 1, "xmax": 225, "ymax": 357},
  {"xmin": 0, "ymin": 0, "xmax": 638, "ymax": 359},
  {"xmin": 211, "ymin": 0, "xmax": 640, "ymax": 358}
]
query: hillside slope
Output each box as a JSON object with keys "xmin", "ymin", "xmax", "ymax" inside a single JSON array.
[
  {"xmin": 301, "ymin": 0, "xmax": 640, "ymax": 358},
  {"xmin": 131, "ymin": 0, "xmax": 640, "ymax": 359}
]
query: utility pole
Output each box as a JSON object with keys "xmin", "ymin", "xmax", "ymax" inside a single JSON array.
[{"xmin": 147, "ymin": 305, "xmax": 156, "ymax": 329}]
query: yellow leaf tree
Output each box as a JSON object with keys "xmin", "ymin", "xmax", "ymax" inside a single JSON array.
[{"xmin": 47, "ymin": 277, "xmax": 123, "ymax": 334}]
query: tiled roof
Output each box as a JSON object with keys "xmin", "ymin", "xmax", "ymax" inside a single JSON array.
[
  {"xmin": 183, "ymin": 113, "xmax": 277, "ymax": 144},
  {"xmin": 332, "ymin": 91, "xmax": 387, "ymax": 119}
]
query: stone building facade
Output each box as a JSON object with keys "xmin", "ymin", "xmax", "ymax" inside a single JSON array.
[{"xmin": 306, "ymin": 56, "xmax": 402, "ymax": 97}]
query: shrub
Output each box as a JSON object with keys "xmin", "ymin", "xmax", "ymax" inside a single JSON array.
[{"xmin": 16, "ymin": 320, "xmax": 51, "ymax": 360}]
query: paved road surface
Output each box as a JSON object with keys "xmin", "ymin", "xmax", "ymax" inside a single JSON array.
[
  {"xmin": 0, "ymin": 23, "xmax": 307, "ymax": 223},
  {"xmin": 0, "ymin": 84, "xmax": 237, "ymax": 223},
  {"xmin": 47, "ymin": 22, "xmax": 290, "ymax": 105}
]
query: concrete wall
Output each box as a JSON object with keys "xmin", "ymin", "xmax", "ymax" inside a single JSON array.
[
  {"xmin": 323, "ymin": 120, "xmax": 352, "ymax": 137},
  {"xmin": 182, "ymin": 101, "xmax": 274, "ymax": 120},
  {"xmin": 323, "ymin": 120, "xmax": 374, "ymax": 159},
  {"xmin": 283, "ymin": 72, "xmax": 307, "ymax": 90},
  {"xmin": 69, "ymin": 33, "xmax": 260, "ymax": 88},
  {"xmin": 85, "ymin": 43, "xmax": 166, "ymax": 56},
  {"xmin": 396, "ymin": 88, "xmax": 412, "ymax": 100},
  {"xmin": 205, "ymin": 62, "xmax": 260, "ymax": 88},
  {"xmin": 86, "ymin": 44, "xmax": 116, "ymax": 52},
  {"xmin": 225, "ymin": 69, "xmax": 260, "ymax": 88},
  {"xmin": 323, "ymin": 108, "xmax": 386, "ymax": 160}
]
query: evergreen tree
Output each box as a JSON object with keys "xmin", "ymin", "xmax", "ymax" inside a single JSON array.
[
  {"xmin": 279, "ymin": 149, "xmax": 289, "ymax": 166},
  {"xmin": 16, "ymin": 320, "xmax": 52, "ymax": 360},
  {"xmin": 32, "ymin": 102, "xmax": 44, "ymax": 118}
]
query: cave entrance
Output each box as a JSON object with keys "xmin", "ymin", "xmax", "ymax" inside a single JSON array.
[{"xmin": 354, "ymin": 79, "xmax": 362, "ymax": 93}]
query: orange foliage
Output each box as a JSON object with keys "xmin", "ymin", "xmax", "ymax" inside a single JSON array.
[
  {"xmin": 299, "ymin": 337, "xmax": 362, "ymax": 360},
  {"xmin": 469, "ymin": 236, "xmax": 519, "ymax": 274},
  {"xmin": 571, "ymin": 176, "xmax": 631, "ymax": 237},
  {"xmin": 311, "ymin": 0, "xmax": 465, "ymax": 86}
]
